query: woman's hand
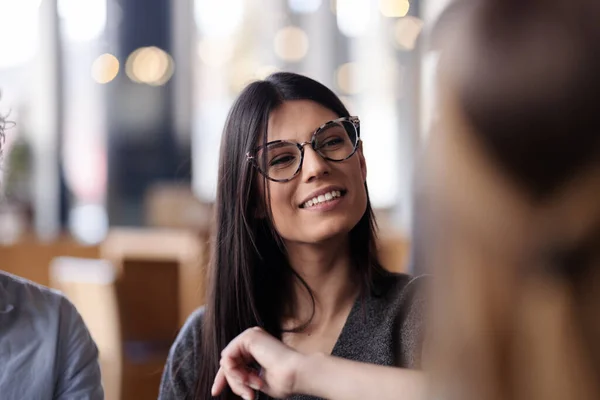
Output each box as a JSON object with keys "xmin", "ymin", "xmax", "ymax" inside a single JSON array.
[
  {"xmin": 211, "ymin": 327, "xmax": 304, "ymax": 400},
  {"xmin": 212, "ymin": 327, "xmax": 427, "ymax": 400}
]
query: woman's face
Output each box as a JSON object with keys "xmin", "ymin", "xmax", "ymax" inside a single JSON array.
[{"xmin": 260, "ymin": 100, "xmax": 368, "ymax": 245}]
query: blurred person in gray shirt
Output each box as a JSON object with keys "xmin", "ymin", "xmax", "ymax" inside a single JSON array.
[{"xmin": 0, "ymin": 116, "xmax": 103, "ymax": 399}]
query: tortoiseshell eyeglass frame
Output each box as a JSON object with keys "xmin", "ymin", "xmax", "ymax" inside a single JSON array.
[{"xmin": 246, "ymin": 116, "xmax": 361, "ymax": 182}]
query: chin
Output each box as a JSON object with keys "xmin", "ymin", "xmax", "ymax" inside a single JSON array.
[{"xmin": 294, "ymin": 221, "xmax": 355, "ymax": 245}]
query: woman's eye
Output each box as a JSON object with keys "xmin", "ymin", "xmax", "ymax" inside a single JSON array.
[
  {"xmin": 322, "ymin": 137, "xmax": 344, "ymax": 147},
  {"xmin": 270, "ymin": 155, "xmax": 295, "ymax": 166}
]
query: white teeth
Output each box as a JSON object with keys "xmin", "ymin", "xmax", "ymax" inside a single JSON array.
[{"xmin": 302, "ymin": 190, "xmax": 343, "ymax": 208}]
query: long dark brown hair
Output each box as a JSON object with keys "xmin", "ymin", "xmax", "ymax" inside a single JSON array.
[
  {"xmin": 196, "ymin": 72, "xmax": 385, "ymax": 399},
  {"xmin": 427, "ymin": 1, "xmax": 600, "ymax": 399}
]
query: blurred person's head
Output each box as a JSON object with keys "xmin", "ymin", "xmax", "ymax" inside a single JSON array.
[
  {"xmin": 197, "ymin": 72, "xmax": 384, "ymax": 399},
  {"xmin": 419, "ymin": 1, "xmax": 600, "ymax": 399}
]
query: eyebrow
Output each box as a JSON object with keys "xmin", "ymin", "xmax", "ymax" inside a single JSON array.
[
  {"xmin": 265, "ymin": 116, "xmax": 349, "ymax": 145},
  {"xmin": 267, "ymin": 122, "xmax": 323, "ymax": 144}
]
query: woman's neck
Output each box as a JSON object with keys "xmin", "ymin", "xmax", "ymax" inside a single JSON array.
[{"xmin": 282, "ymin": 235, "xmax": 359, "ymax": 332}]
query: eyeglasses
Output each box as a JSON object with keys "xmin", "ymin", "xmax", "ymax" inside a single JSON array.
[{"xmin": 246, "ymin": 116, "xmax": 360, "ymax": 182}]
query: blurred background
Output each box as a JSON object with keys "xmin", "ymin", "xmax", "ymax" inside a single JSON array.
[{"xmin": 0, "ymin": 0, "xmax": 448, "ymax": 398}]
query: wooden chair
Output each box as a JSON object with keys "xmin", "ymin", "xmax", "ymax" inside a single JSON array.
[
  {"xmin": 100, "ymin": 228, "xmax": 207, "ymax": 326},
  {"xmin": 49, "ymin": 257, "xmax": 122, "ymax": 400},
  {"xmin": 99, "ymin": 228, "xmax": 207, "ymax": 399},
  {"xmin": 1, "ymin": 234, "xmax": 100, "ymax": 286}
]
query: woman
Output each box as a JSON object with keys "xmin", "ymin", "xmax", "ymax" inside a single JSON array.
[
  {"xmin": 211, "ymin": 0, "xmax": 600, "ymax": 399},
  {"xmin": 159, "ymin": 72, "xmax": 426, "ymax": 400}
]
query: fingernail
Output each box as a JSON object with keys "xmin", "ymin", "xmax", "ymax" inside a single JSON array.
[
  {"xmin": 243, "ymin": 395, "xmax": 252, "ymax": 400},
  {"xmin": 248, "ymin": 377, "xmax": 262, "ymax": 391}
]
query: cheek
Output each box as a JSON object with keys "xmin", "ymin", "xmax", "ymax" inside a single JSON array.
[
  {"xmin": 267, "ymin": 184, "xmax": 298, "ymax": 232},
  {"xmin": 345, "ymin": 161, "xmax": 368, "ymax": 206},
  {"xmin": 354, "ymin": 183, "xmax": 368, "ymax": 215}
]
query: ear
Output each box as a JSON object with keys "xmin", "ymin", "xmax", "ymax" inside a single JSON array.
[{"xmin": 358, "ymin": 141, "xmax": 367, "ymax": 182}]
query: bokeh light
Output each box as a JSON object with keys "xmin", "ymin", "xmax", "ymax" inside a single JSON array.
[
  {"xmin": 58, "ymin": 0, "xmax": 107, "ymax": 42},
  {"xmin": 274, "ymin": 26, "xmax": 309, "ymax": 62},
  {"xmin": 288, "ymin": 0, "xmax": 322, "ymax": 14},
  {"xmin": 91, "ymin": 53, "xmax": 119, "ymax": 84},
  {"xmin": 393, "ymin": 16, "xmax": 423, "ymax": 50},
  {"xmin": 379, "ymin": 0, "xmax": 410, "ymax": 18},
  {"xmin": 195, "ymin": 0, "xmax": 244, "ymax": 38},
  {"xmin": 336, "ymin": 0, "xmax": 371, "ymax": 37},
  {"xmin": 335, "ymin": 62, "xmax": 362, "ymax": 95},
  {"xmin": 0, "ymin": 0, "xmax": 41, "ymax": 68},
  {"xmin": 198, "ymin": 38, "xmax": 235, "ymax": 67},
  {"xmin": 126, "ymin": 47, "xmax": 175, "ymax": 86}
]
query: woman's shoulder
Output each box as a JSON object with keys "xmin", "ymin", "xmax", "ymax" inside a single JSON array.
[
  {"xmin": 180, "ymin": 307, "xmax": 206, "ymax": 337},
  {"xmin": 373, "ymin": 272, "xmax": 429, "ymax": 368},
  {"xmin": 372, "ymin": 270, "xmax": 429, "ymax": 302},
  {"xmin": 159, "ymin": 307, "xmax": 205, "ymax": 399},
  {"xmin": 172, "ymin": 306, "xmax": 205, "ymax": 362}
]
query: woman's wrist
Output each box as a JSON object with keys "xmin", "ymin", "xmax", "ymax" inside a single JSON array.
[{"xmin": 292, "ymin": 352, "xmax": 327, "ymax": 396}]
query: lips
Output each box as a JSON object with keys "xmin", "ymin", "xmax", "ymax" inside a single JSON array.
[{"xmin": 299, "ymin": 186, "xmax": 347, "ymax": 209}]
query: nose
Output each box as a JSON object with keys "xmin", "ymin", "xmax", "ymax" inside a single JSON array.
[{"xmin": 301, "ymin": 145, "xmax": 330, "ymax": 182}]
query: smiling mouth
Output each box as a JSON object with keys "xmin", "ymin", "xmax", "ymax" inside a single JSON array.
[{"xmin": 300, "ymin": 190, "xmax": 347, "ymax": 209}]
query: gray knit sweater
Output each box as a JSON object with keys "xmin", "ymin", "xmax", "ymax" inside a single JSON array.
[{"xmin": 159, "ymin": 272, "xmax": 426, "ymax": 400}]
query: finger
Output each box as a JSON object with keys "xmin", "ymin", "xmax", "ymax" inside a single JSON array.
[
  {"xmin": 223, "ymin": 373, "xmax": 256, "ymax": 400},
  {"xmin": 221, "ymin": 327, "xmax": 269, "ymax": 366},
  {"xmin": 221, "ymin": 328, "xmax": 260, "ymax": 360},
  {"xmin": 219, "ymin": 345, "xmax": 254, "ymax": 377},
  {"xmin": 220, "ymin": 358, "xmax": 265, "ymax": 391},
  {"xmin": 211, "ymin": 367, "xmax": 227, "ymax": 396},
  {"xmin": 221, "ymin": 358, "xmax": 254, "ymax": 383},
  {"xmin": 245, "ymin": 369, "xmax": 264, "ymax": 392},
  {"xmin": 223, "ymin": 345, "xmax": 256, "ymax": 367}
]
